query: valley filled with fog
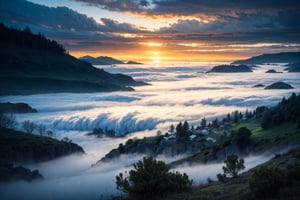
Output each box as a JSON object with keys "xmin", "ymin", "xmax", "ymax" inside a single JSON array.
[{"xmin": 0, "ymin": 62, "xmax": 299, "ymax": 199}]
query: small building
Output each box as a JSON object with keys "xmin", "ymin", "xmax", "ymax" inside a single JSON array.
[
  {"xmin": 206, "ymin": 137, "xmax": 216, "ymax": 143},
  {"xmin": 189, "ymin": 135, "xmax": 197, "ymax": 141}
]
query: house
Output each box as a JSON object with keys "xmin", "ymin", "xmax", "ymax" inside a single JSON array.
[{"xmin": 206, "ymin": 137, "xmax": 216, "ymax": 143}]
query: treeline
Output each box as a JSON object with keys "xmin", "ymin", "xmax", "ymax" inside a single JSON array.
[
  {"xmin": 0, "ymin": 22, "xmax": 66, "ymax": 54},
  {"xmin": 257, "ymin": 93, "xmax": 300, "ymax": 129}
]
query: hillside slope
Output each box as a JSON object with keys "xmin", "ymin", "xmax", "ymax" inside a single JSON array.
[{"xmin": 0, "ymin": 23, "xmax": 145, "ymax": 94}]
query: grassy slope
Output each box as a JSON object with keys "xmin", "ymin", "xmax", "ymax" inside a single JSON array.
[{"xmin": 169, "ymin": 120, "xmax": 300, "ymax": 167}]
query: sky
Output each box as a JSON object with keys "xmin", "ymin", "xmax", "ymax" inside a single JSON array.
[{"xmin": 0, "ymin": 0, "xmax": 300, "ymax": 62}]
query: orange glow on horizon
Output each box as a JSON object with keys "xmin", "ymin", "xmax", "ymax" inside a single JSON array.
[{"xmin": 69, "ymin": 50, "xmax": 250, "ymax": 63}]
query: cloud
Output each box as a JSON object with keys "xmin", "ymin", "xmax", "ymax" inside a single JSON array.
[
  {"xmin": 0, "ymin": 0, "xmax": 143, "ymax": 33},
  {"xmin": 99, "ymin": 17, "xmax": 144, "ymax": 32},
  {"xmin": 74, "ymin": 0, "xmax": 300, "ymax": 18},
  {"xmin": 159, "ymin": 12, "xmax": 300, "ymax": 33}
]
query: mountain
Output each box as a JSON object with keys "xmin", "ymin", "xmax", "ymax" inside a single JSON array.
[
  {"xmin": 0, "ymin": 23, "xmax": 145, "ymax": 95},
  {"xmin": 127, "ymin": 60, "xmax": 143, "ymax": 64},
  {"xmin": 285, "ymin": 62, "xmax": 300, "ymax": 72},
  {"xmin": 79, "ymin": 55, "xmax": 125, "ymax": 65},
  {"xmin": 232, "ymin": 52, "xmax": 300, "ymax": 64},
  {"xmin": 207, "ymin": 65, "xmax": 253, "ymax": 73}
]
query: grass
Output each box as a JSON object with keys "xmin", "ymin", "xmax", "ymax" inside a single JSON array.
[{"xmin": 233, "ymin": 119, "xmax": 297, "ymax": 139}]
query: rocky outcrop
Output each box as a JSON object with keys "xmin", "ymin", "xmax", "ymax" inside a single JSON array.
[
  {"xmin": 0, "ymin": 102, "xmax": 37, "ymax": 113},
  {"xmin": 0, "ymin": 162, "xmax": 43, "ymax": 182},
  {"xmin": 264, "ymin": 82, "xmax": 294, "ymax": 89},
  {"xmin": 207, "ymin": 65, "xmax": 253, "ymax": 73},
  {"xmin": 265, "ymin": 69, "xmax": 282, "ymax": 73},
  {"xmin": 0, "ymin": 128, "xmax": 85, "ymax": 164}
]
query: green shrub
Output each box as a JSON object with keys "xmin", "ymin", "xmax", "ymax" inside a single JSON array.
[
  {"xmin": 249, "ymin": 165, "xmax": 285, "ymax": 197},
  {"xmin": 222, "ymin": 154, "xmax": 245, "ymax": 178},
  {"xmin": 116, "ymin": 157, "xmax": 192, "ymax": 198}
]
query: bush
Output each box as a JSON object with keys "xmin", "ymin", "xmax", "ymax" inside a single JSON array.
[
  {"xmin": 22, "ymin": 120, "xmax": 36, "ymax": 133},
  {"xmin": 249, "ymin": 165, "xmax": 285, "ymax": 197},
  {"xmin": 222, "ymin": 154, "xmax": 245, "ymax": 178},
  {"xmin": 231, "ymin": 127, "xmax": 252, "ymax": 151},
  {"xmin": 116, "ymin": 157, "xmax": 192, "ymax": 198},
  {"xmin": 217, "ymin": 173, "xmax": 227, "ymax": 182},
  {"xmin": 0, "ymin": 114, "xmax": 16, "ymax": 128}
]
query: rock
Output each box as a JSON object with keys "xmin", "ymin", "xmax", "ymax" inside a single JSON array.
[
  {"xmin": 253, "ymin": 84, "xmax": 265, "ymax": 88},
  {"xmin": 207, "ymin": 65, "xmax": 253, "ymax": 73},
  {"xmin": 0, "ymin": 102, "xmax": 37, "ymax": 113},
  {"xmin": 264, "ymin": 82, "xmax": 294, "ymax": 89},
  {"xmin": 265, "ymin": 69, "xmax": 282, "ymax": 73}
]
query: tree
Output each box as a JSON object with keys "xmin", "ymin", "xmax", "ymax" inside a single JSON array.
[
  {"xmin": 22, "ymin": 120, "xmax": 36, "ymax": 133},
  {"xmin": 0, "ymin": 114, "xmax": 16, "ymax": 128},
  {"xmin": 231, "ymin": 126, "xmax": 252, "ymax": 151},
  {"xmin": 169, "ymin": 124, "xmax": 175, "ymax": 133},
  {"xmin": 116, "ymin": 157, "xmax": 192, "ymax": 198},
  {"xmin": 249, "ymin": 165, "xmax": 285, "ymax": 197},
  {"xmin": 233, "ymin": 111, "xmax": 239, "ymax": 123},
  {"xmin": 182, "ymin": 121, "xmax": 189, "ymax": 134},
  {"xmin": 176, "ymin": 121, "xmax": 182, "ymax": 136},
  {"xmin": 200, "ymin": 118, "xmax": 207, "ymax": 128},
  {"xmin": 38, "ymin": 124, "xmax": 46, "ymax": 136},
  {"xmin": 222, "ymin": 154, "xmax": 245, "ymax": 178}
]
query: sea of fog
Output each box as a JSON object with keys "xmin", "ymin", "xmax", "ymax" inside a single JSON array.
[{"xmin": 0, "ymin": 62, "xmax": 299, "ymax": 199}]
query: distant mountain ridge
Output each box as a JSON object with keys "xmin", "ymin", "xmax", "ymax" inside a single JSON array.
[
  {"xmin": 79, "ymin": 56, "xmax": 125, "ymax": 65},
  {"xmin": 79, "ymin": 55, "xmax": 142, "ymax": 65},
  {"xmin": 232, "ymin": 52, "xmax": 300, "ymax": 64}
]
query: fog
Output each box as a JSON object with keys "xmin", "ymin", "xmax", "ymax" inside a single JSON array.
[
  {"xmin": 0, "ymin": 153, "xmax": 272, "ymax": 200},
  {"xmin": 0, "ymin": 62, "xmax": 299, "ymax": 199}
]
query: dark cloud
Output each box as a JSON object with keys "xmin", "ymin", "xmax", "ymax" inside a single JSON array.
[
  {"xmin": 100, "ymin": 18, "xmax": 144, "ymax": 32},
  {"xmin": 0, "ymin": 0, "xmax": 142, "ymax": 33},
  {"xmin": 0, "ymin": 0, "xmax": 100, "ymax": 31},
  {"xmin": 159, "ymin": 12, "xmax": 300, "ymax": 33},
  {"xmin": 73, "ymin": 0, "xmax": 300, "ymax": 32},
  {"xmin": 74, "ymin": 0, "xmax": 300, "ymax": 17}
]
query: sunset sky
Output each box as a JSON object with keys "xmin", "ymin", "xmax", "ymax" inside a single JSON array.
[{"xmin": 1, "ymin": 0, "xmax": 300, "ymax": 62}]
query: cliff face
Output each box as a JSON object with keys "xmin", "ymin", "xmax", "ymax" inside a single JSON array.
[{"xmin": 0, "ymin": 128, "xmax": 85, "ymax": 164}]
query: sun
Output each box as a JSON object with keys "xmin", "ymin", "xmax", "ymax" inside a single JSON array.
[{"xmin": 152, "ymin": 56, "xmax": 161, "ymax": 63}]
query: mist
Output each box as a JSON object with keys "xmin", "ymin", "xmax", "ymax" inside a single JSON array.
[
  {"xmin": 0, "ymin": 62, "xmax": 299, "ymax": 199},
  {"xmin": 0, "ymin": 152, "xmax": 272, "ymax": 200}
]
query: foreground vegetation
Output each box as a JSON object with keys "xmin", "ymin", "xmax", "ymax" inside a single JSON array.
[{"xmin": 109, "ymin": 93, "xmax": 300, "ymax": 199}]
